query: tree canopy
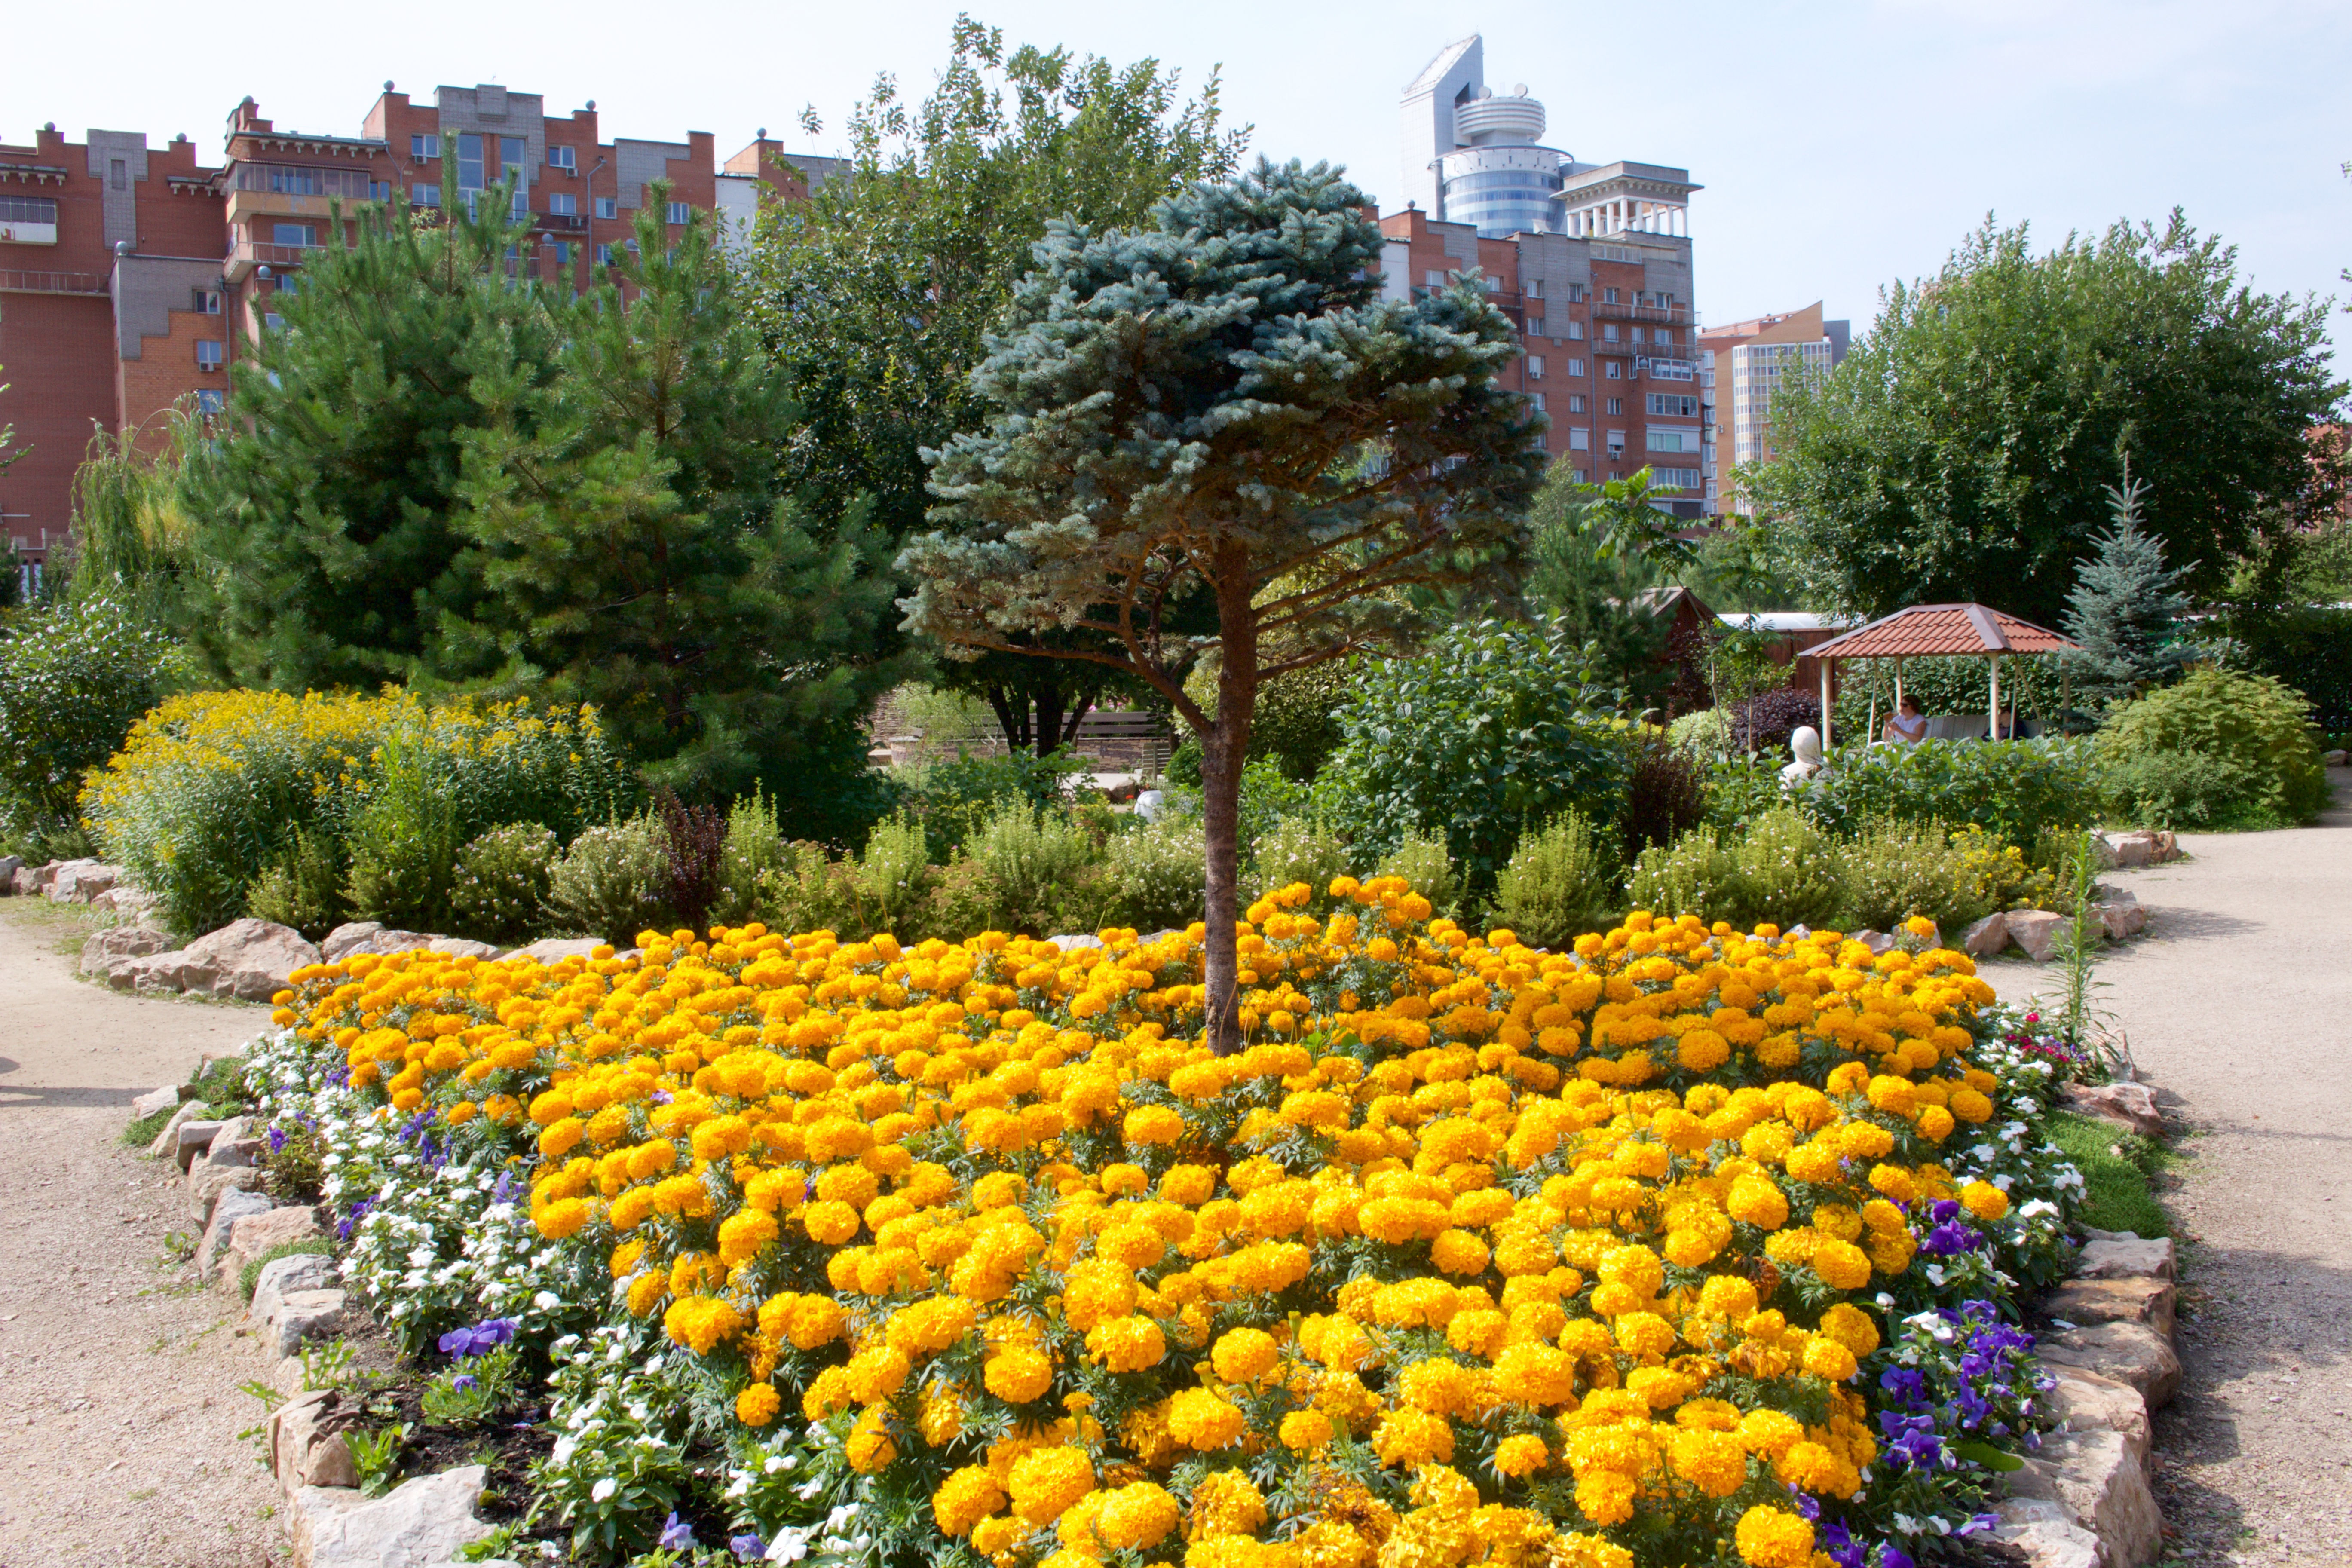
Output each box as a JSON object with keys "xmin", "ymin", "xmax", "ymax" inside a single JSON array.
[
  {"xmin": 902, "ymin": 159, "xmax": 1548, "ymax": 1048},
  {"xmin": 1750, "ymin": 214, "xmax": 2348, "ymax": 627},
  {"xmin": 743, "ymin": 17, "xmax": 1248, "ymax": 751},
  {"xmin": 2061, "ymin": 467, "xmax": 2197, "ymax": 710}
]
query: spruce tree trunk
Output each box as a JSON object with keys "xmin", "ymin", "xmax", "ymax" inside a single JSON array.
[
  {"xmin": 1200, "ymin": 559, "xmax": 1256, "ymax": 1055},
  {"xmin": 1034, "ymin": 687, "xmax": 1065, "ymax": 760}
]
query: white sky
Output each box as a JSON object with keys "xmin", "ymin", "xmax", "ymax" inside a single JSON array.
[{"xmin": 14, "ymin": 0, "xmax": 2349, "ymax": 363}]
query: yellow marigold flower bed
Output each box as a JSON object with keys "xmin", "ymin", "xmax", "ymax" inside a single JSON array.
[{"xmin": 280, "ymin": 881, "xmax": 2001, "ymax": 1568}]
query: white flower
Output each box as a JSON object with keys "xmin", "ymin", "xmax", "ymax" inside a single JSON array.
[
  {"xmin": 766, "ymin": 1526, "xmax": 812, "ymax": 1563},
  {"xmin": 590, "ymin": 1477, "xmax": 617, "ymax": 1503}
]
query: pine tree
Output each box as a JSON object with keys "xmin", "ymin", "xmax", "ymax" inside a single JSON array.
[
  {"xmin": 903, "ymin": 161, "xmax": 1548, "ymax": 1050},
  {"xmin": 2062, "ymin": 463, "xmax": 2197, "ymax": 709},
  {"xmin": 441, "ymin": 190, "xmax": 907, "ymax": 819},
  {"xmin": 179, "ymin": 195, "xmax": 560, "ymax": 690}
]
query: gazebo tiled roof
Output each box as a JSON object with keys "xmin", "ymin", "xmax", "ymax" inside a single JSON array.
[{"xmin": 1806, "ymin": 603, "xmax": 2079, "ymax": 660}]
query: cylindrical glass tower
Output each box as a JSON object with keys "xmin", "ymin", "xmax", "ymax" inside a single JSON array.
[{"xmin": 1437, "ymin": 88, "xmax": 1567, "ymax": 237}]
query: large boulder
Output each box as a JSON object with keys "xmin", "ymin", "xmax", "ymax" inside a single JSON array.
[
  {"xmin": 270, "ymin": 1390, "xmax": 360, "ymax": 1493},
  {"xmin": 502, "ymin": 937, "xmax": 603, "ymax": 965},
  {"xmin": 2038, "ymin": 1320, "xmax": 2183, "ymax": 1410},
  {"xmin": 148, "ymin": 1100, "xmax": 208, "ymax": 1158},
  {"xmin": 300, "ymin": 1464, "xmax": 494, "ymax": 1568},
  {"xmin": 174, "ymin": 1119, "xmax": 225, "ymax": 1171},
  {"xmin": 2076, "ymin": 1234, "xmax": 2175, "ymax": 1284},
  {"xmin": 43, "ymin": 858, "xmax": 110, "ymax": 901},
  {"xmin": 188, "ymin": 1161, "xmax": 263, "ymax": 1226},
  {"xmin": 260, "ymin": 1287, "xmax": 350, "ymax": 1359},
  {"xmin": 0, "ymin": 854, "xmax": 20, "ymax": 890},
  {"xmin": 321, "ymin": 922, "xmax": 385, "ymax": 962},
  {"xmin": 2042, "ymin": 1276, "xmax": 2177, "ymax": 1342},
  {"xmin": 249, "ymin": 1251, "xmax": 337, "ymax": 1326},
  {"xmin": 227, "ymin": 1206, "xmax": 323, "ymax": 1283},
  {"xmin": 2003, "ymin": 1426, "xmax": 2164, "ymax": 1568},
  {"xmin": 2094, "ymin": 889, "xmax": 2147, "ymax": 940},
  {"xmin": 180, "ymin": 917, "xmax": 323, "ymax": 1001},
  {"xmin": 1961, "ymin": 911, "xmax": 2010, "ymax": 957},
  {"xmin": 2006, "ymin": 910, "xmax": 2067, "ymax": 962},
  {"xmin": 204, "ymin": 1113, "xmax": 262, "ymax": 1167},
  {"xmin": 2063, "ymin": 1081, "xmax": 2163, "ymax": 1138},
  {"xmin": 324, "ymin": 925, "xmax": 501, "ymax": 963},
  {"xmin": 195, "ymin": 1188, "xmax": 274, "ymax": 1282}
]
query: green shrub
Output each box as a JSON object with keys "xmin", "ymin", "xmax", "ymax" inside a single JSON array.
[
  {"xmin": 245, "ymin": 825, "xmax": 348, "ymax": 939},
  {"xmin": 1493, "ymin": 813, "xmax": 1621, "ymax": 949},
  {"xmin": 1665, "ymin": 707, "xmax": 1732, "ymax": 759},
  {"xmin": 1374, "ymin": 830, "xmax": 1460, "ymax": 918},
  {"xmin": 1315, "ymin": 618, "xmax": 1632, "ymax": 894},
  {"xmin": 2098, "ymin": 668, "xmax": 2328, "ymax": 826},
  {"xmin": 968, "ymin": 801, "xmax": 1096, "ymax": 935},
  {"xmin": 842, "ymin": 815, "xmax": 934, "ymax": 937},
  {"xmin": 923, "ymin": 853, "xmax": 1008, "ymax": 940},
  {"xmin": 1250, "ymin": 662, "xmax": 1351, "ymax": 781},
  {"xmin": 551, "ymin": 817, "xmax": 671, "ymax": 947},
  {"xmin": 1786, "ymin": 738, "xmax": 2102, "ymax": 843},
  {"xmin": 86, "ymin": 689, "xmax": 634, "ymax": 936},
  {"xmin": 751, "ymin": 842, "xmax": 855, "ymax": 937},
  {"xmin": 1244, "ymin": 815, "xmax": 1353, "ymax": 905},
  {"xmin": 2096, "ymin": 749, "xmax": 2257, "ymax": 832},
  {"xmin": 343, "ymin": 735, "xmax": 463, "ymax": 931},
  {"xmin": 713, "ymin": 789, "xmax": 790, "ymax": 927},
  {"xmin": 1834, "ymin": 821, "xmax": 1989, "ymax": 933},
  {"xmin": 1724, "ymin": 808, "xmax": 1844, "ymax": 930},
  {"xmin": 1235, "ymin": 760, "xmax": 1309, "ymax": 870},
  {"xmin": 1953, "ymin": 825, "xmax": 2064, "ymax": 913},
  {"xmin": 899, "ymin": 750, "xmax": 1083, "ymax": 855},
  {"xmin": 0, "ymin": 597, "xmax": 182, "ymax": 857},
  {"xmin": 1099, "ymin": 813, "xmax": 1205, "ymax": 933},
  {"xmin": 449, "ymin": 823, "xmax": 559, "ymax": 944},
  {"xmin": 1620, "ymin": 735, "xmax": 1709, "ymax": 859},
  {"xmin": 1628, "ymin": 829, "xmax": 1737, "ymax": 923}
]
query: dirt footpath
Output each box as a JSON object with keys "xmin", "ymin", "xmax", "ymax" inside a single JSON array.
[
  {"xmin": 0, "ymin": 898, "xmax": 283, "ymax": 1568},
  {"xmin": 1987, "ymin": 774, "xmax": 2352, "ymax": 1567}
]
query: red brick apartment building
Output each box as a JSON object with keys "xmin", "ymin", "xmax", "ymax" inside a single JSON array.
[
  {"xmin": 0, "ymin": 83, "xmax": 829, "ymax": 577},
  {"xmin": 1393, "ymin": 35, "xmax": 1706, "ymax": 515}
]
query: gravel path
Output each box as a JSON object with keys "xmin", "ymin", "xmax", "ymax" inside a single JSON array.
[
  {"xmin": 0, "ymin": 898, "xmax": 283, "ymax": 1568},
  {"xmin": 1987, "ymin": 772, "xmax": 2352, "ymax": 1567}
]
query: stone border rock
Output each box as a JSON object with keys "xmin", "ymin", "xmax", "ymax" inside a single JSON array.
[
  {"xmin": 1996, "ymin": 1228, "xmax": 2180, "ymax": 1568},
  {"xmin": 130, "ymin": 1073, "xmax": 500, "ymax": 1568},
  {"xmin": 80, "ymin": 913, "xmax": 609, "ymax": 1000}
]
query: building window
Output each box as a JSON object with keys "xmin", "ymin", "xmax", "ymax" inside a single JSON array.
[
  {"xmin": 548, "ymin": 192, "xmax": 577, "ymax": 217},
  {"xmin": 411, "ymin": 133, "xmax": 440, "ymax": 161},
  {"xmin": 552, "ymin": 242, "xmax": 573, "ymax": 264},
  {"xmin": 411, "ymin": 183, "xmax": 441, "ymax": 208},
  {"xmin": 1602, "ymin": 324, "xmax": 1620, "ymax": 343},
  {"xmin": 1606, "ymin": 431, "xmax": 1626, "ymax": 455},
  {"xmin": 195, "ymin": 388, "xmax": 226, "ymax": 415},
  {"xmin": 1630, "ymin": 327, "xmax": 1646, "ymax": 345},
  {"xmin": 1646, "ymin": 429, "xmax": 1691, "ymax": 453},
  {"xmin": 1573, "ymin": 468, "xmax": 1587, "ymax": 484},
  {"xmin": 369, "ymin": 180, "xmax": 392, "ymax": 201},
  {"xmin": 1607, "ymin": 398, "xmax": 1623, "ymax": 415},
  {"xmin": 1525, "ymin": 355, "xmax": 1544, "ymax": 380},
  {"xmin": 1568, "ymin": 428, "xmax": 1589, "ymax": 451},
  {"xmin": 1528, "ymin": 392, "xmax": 1545, "ymax": 411},
  {"xmin": 263, "ymin": 312, "xmax": 286, "ymax": 333},
  {"xmin": 548, "ymin": 145, "xmax": 576, "ymax": 171},
  {"xmin": 512, "ymin": 190, "xmax": 530, "ymax": 220},
  {"xmin": 499, "ymin": 136, "xmax": 525, "ymax": 176},
  {"xmin": 456, "ymin": 133, "xmax": 484, "ymax": 203},
  {"xmin": 1424, "ymin": 270, "xmax": 1444, "ymax": 288},
  {"xmin": 1605, "ymin": 361, "xmax": 1622, "ymax": 380},
  {"xmin": 596, "ymin": 197, "xmax": 618, "ymax": 220},
  {"xmin": 190, "ymin": 288, "xmax": 221, "ymax": 315},
  {"xmin": 1567, "ymin": 395, "xmax": 1586, "ymax": 413},
  {"xmin": 1651, "ymin": 467, "xmax": 1702, "ymax": 490},
  {"xmin": 196, "ymin": 340, "xmax": 224, "ymax": 370},
  {"xmin": 1646, "ymin": 394, "xmax": 1699, "ymax": 417},
  {"xmin": 665, "ymin": 201, "xmax": 692, "ymax": 226},
  {"xmin": 596, "ymin": 244, "xmax": 616, "ymax": 265},
  {"xmin": 1566, "ymin": 358, "xmax": 1584, "ymax": 377},
  {"xmin": 1525, "ymin": 278, "xmax": 1544, "ymax": 299},
  {"xmin": 272, "ymin": 222, "xmax": 317, "ymax": 247},
  {"xmin": 1565, "ymin": 283, "xmax": 1586, "ymax": 302},
  {"xmin": 1603, "ymin": 286, "xmax": 1619, "ymax": 304},
  {"xmin": 1565, "ymin": 321, "xmax": 1583, "ymax": 340},
  {"xmin": 276, "ymin": 273, "xmax": 297, "ymax": 295}
]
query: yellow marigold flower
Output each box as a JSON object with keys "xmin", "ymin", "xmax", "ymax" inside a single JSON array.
[
  {"xmin": 1166, "ymin": 1388, "xmax": 1246, "ymax": 1450},
  {"xmin": 1669, "ymin": 1427, "xmax": 1748, "ymax": 1498},
  {"xmin": 1960, "ymin": 1180, "xmax": 2011, "ymax": 1221},
  {"xmin": 934, "ymin": 1466, "xmax": 1006, "ymax": 1537},
  {"xmin": 1095, "ymin": 1482, "xmax": 1182, "ymax": 1551},
  {"xmin": 1123, "ymin": 1105, "xmax": 1185, "ymax": 1145},
  {"xmin": 846, "ymin": 1407, "xmax": 896, "ymax": 1473},
  {"xmin": 1085, "ymin": 1315, "xmax": 1167, "ymax": 1373},
  {"xmin": 1372, "ymin": 1408, "xmax": 1454, "ymax": 1468},
  {"xmin": 735, "ymin": 1383, "xmax": 781, "ymax": 1427},
  {"xmin": 1725, "ymin": 1176, "xmax": 1789, "ymax": 1231},
  {"xmin": 1810, "ymin": 1238, "xmax": 1873, "ymax": 1291},
  {"xmin": 986, "ymin": 1345, "xmax": 1055, "ymax": 1404},
  {"xmin": 1278, "ymin": 1409, "xmax": 1334, "ymax": 1452},
  {"xmin": 1188, "ymin": 1470, "xmax": 1268, "ymax": 1539},
  {"xmin": 1009, "ymin": 1446, "xmax": 1096, "ymax": 1524},
  {"xmin": 1572, "ymin": 1470, "xmax": 1635, "ymax": 1527},
  {"xmin": 1733, "ymin": 1505, "xmax": 1814, "ymax": 1568},
  {"xmin": 1493, "ymin": 1433, "xmax": 1549, "ymax": 1477},
  {"xmin": 1429, "ymin": 1228, "xmax": 1491, "ymax": 1277},
  {"xmin": 1210, "ymin": 1327, "xmax": 1280, "ymax": 1384}
]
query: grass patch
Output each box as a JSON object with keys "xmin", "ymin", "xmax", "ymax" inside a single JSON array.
[
  {"xmin": 240, "ymin": 1237, "xmax": 334, "ymax": 1302},
  {"xmin": 122, "ymin": 1104, "xmax": 177, "ymax": 1148},
  {"xmin": 2048, "ymin": 1108, "xmax": 2171, "ymax": 1237}
]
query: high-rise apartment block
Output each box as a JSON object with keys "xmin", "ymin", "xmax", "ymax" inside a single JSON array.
[
  {"xmin": 1695, "ymin": 303, "xmax": 1850, "ymax": 515},
  {"xmin": 0, "ymin": 84, "xmax": 830, "ymax": 575},
  {"xmin": 1390, "ymin": 36, "xmax": 1706, "ymax": 513}
]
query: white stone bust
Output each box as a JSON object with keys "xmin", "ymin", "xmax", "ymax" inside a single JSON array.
[{"xmin": 1780, "ymin": 725, "xmax": 1828, "ymax": 788}]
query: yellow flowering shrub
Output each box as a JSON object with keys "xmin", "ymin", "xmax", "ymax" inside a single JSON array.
[{"xmin": 278, "ymin": 882, "xmax": 2006, "ymax": 1568}]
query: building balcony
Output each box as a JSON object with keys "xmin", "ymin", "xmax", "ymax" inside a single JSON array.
[
  {"xmin": 1589, "ymin": 299, "xmax": 1694, "ymax": 325},
  {"xmin": 225, "ymin": 239, "xmax": 321, "ymax": 281},
  {"xmin": 0, "ymin": 267, "xmax": 105, "ymax": 295},
  {"xmin": 530, "ymin": 212, "xmax": 589, "ymax": 234}
]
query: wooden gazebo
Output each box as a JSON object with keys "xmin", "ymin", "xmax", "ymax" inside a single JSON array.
[{"xmin": 1803, "ymin": 603, "xmax": 2082, "ymax": 746}]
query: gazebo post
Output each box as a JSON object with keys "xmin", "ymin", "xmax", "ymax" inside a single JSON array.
[
  {"xmin": 1893, "ymin": 656, "xmax": 1905, "ymax": 710},
  {"xmin": 1988, "ymin": 655, "xmax": 2001, "ymax": 741},
  {"xmin": 1866, "ymin": 659, "xmax": 1879, "ymax": 746},
  {"xmin": 1819, "ymin": 658, "xmax": 1833, "ymax": 750}
]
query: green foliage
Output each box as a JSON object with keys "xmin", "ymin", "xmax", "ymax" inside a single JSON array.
[
  {"xmin": 1519, "ymin": 462, "xmax": 1671, "ymax": 697},
  {"xmin": 448, "ymin": 823, "xmax": 560, "ymax": 945},
  {"xmin": 245, "ymin": 826, "xmax": 348, "ymax": 940},
  {"xmin": 342, "ymin": 735, "xmax": 462, "ymax": 931},
  {"xmin": 968, "ymin": 799, "xmax": 1097, "ymax": 935},
  {"xmin": 551, "ymin": 818, "xmax": 671, "ymax": 947},
  {"xmin": 2061, "ymin": 471, "xmax": 2200, "ymax": 711},
  {"xmin": 1249, "ymin": 662, "xmax": 1352, "ymax": 782},
  {"xmin": 2098, "ymin": 750, "xmax": 2263, "ymax": 831},
  {"xmin": 2045, "ymin": 1110, "xmax": 2169, "ymax": 1237},
  {"xmin": 1244, "ymin": 816, "xmax": 1352, "ymax": 905},
  {"xmin": 1098, "ymin": 814, "xmax": 1206, "ymax": 933},
  {"xmin": 61, "ymin": 413, "xmax": 203, "ymax": 620},
  {"xmin": 1666, "ymin": 707, "xmax": 1733, "ymax": 759},
  {"xmin": 2097, "ymin": 667, "xmax": 2329, "ymax": 827},
  {"xmin": 745, "ymin": 19, "xmax": 1246, "ymax": 752},
  {"xmin": 441, "ymin": 190, "xmax": 910, "ymax": 802},
  {"xmin": 420, "ymin": 1346, "xmax": 519, "ymax": 1427},
  {"xmin": 1953, "ymin": 826, "xmax": 2065, "ymax": 914},
  {"xmin": 1373, "ymin": 830, "xmax": 1460, "ymax": 919},
  {"xmin": 898, "ymin": 750, "xmax": 1084, "ymax": 855},
  {"xmin": 1627, "ymin": 830, "xmax": 1736, "ymax": 923},
  {"xmin": 843, "ymin": 815, "xmax": 934, "ymax": 937},
  {"xmin": 1724, "ymin": 809, "xmax": 1845, "ymax": 931},
  {"xmin": 1235, "ymin": 760, "xmax": 1311, "ymax": 871},
  {"xmin": 1493, "ymin": 814, "xmax": 1621, "ymax": 949},
  {"xmin": 1782, "ymin": 738, "xmax": 2103, "ymax": 843},
  {"xmin": 122, "ymin": 1103, "xmax": 176, "ymax": 1148},
  {"xmin": 1316, "ymin": 619, "xmax": 1632, "ymax": 895},
  {"xmin": 748, "ymin": 842, "xmax": 856, "ymax": 939},
  {"xmin": 1752, "ymin": 214, "xmax": 2348, "ymax": 627},
  {"xmin": 2207, "ymin": 604, "xmax": 2352, "ymax": 735},
  {"xmin": 0, "ymin": 597, "xmax": 181, "ymax": 854},
  {"xmin": 1828, "ymin": 655, "xmax": 2070, "ymax": 742},
  {"xmin": 1834, "ymin": 821, "xmax": 1990, "ymax": 933},
  {"xmin": 347, "ymin": 1421, "xmax": 409, "ymax": 1498},
  {"xmin": 713, "ymin": 789, "xmax": 790, "ymax": 928}
]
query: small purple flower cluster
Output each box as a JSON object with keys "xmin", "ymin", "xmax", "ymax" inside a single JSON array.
[
  {"xmin": 438, "ymin": 1317, "xmax": 518, "ymax": 1360},
  {"xmin": 1917, "ymin": 1198, "xmax": 1988, "ymax": 1259},
  {"xmin": 1879, "ymin": 1301, "xmax": 2047, "ymax": 1475},
  {"xmin": 336, "ymin": 1195, "xmax": 374, "ymax": 1240}
]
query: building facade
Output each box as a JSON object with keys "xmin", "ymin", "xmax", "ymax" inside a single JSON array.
[
  {"xmin": 1390, "ymin": 36, "xmax": 1705, "ymax": 512},
  {"xmin": 1695, "ymin": 302, "xmax": 1850, "ymax": 515},
  {"xmin": 0, "ymin": 84, "xmax": 808, "ymax": 575}
]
